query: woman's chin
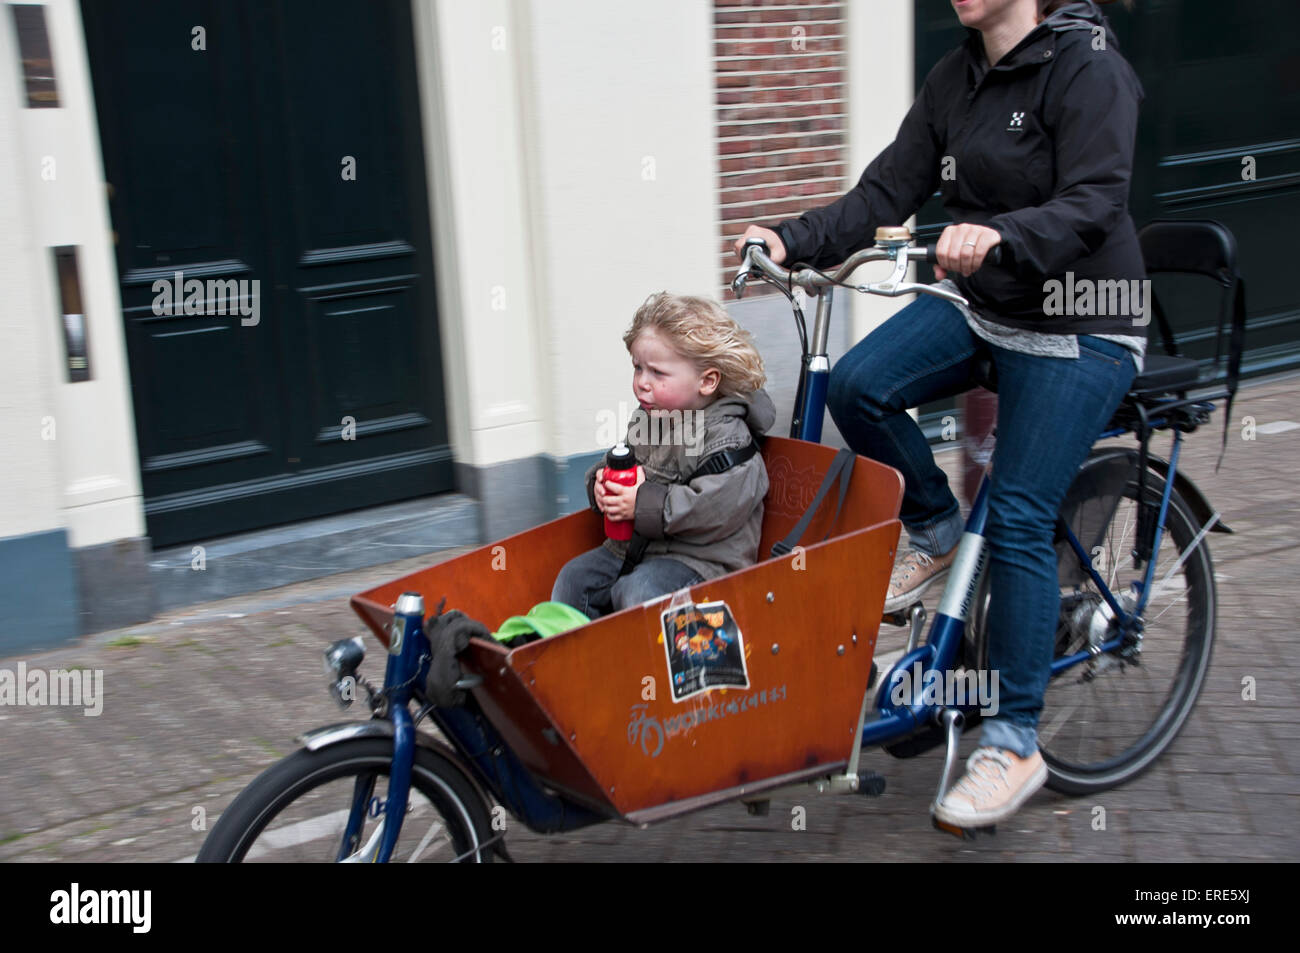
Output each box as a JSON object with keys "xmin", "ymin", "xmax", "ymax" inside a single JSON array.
[{"xmin": 952, "ymin": 0, "xmax": 981, "ymax": 25}]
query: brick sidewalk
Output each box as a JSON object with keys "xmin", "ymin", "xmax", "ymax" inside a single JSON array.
[{"xmin": 2, "ymin": 376, "xmax": 1298, "ymax": 862}]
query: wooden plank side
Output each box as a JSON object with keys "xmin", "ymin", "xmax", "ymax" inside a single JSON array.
[{"xmin": 509, "ymin": 518, "xmax": 900, "ymax": 816}]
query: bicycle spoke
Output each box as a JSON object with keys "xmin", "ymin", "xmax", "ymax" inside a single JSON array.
[
  {"xmin": 1107, "ymin": 503, "xmax": 1136, "ymax": 592},
  {"xmin": 406, "ymin": 820, "xmax": 448, "ymax": 863},
  {"xmin": 1147, "ymin": 586, "xmax": 1191, "ymax": 625},
  {"xmin": 1154, "ymin": 510, "xmax": 1219, "ymax": 590},
  {"xmin": 1036, "ymin": 695, "xmax": 1079, "ymax": 747},
  {"xmin": 247, "ymin": 808, "xmax": 351, "ymax": 859}
]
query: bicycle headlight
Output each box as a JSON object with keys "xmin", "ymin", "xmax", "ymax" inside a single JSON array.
[{"xmin": 323, "ymin": 636, "xmax": 366, "ymax": 708}]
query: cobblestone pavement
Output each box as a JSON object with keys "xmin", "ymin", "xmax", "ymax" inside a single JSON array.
[{"xmin": 2, "ymin": 376, "xmax": 1298, "ymax": 863}]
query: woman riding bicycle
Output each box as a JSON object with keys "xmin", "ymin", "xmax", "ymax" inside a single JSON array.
[{"xmin": 735, "ymin": 0, "xmax": 1143, "ymax": 827}]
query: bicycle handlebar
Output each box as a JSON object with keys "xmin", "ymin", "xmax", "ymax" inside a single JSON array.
[{"xmin": 732, "ymin": 233, "xmax": 1002, "ymax": 309}]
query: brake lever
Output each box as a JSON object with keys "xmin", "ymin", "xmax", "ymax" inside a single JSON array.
[
  {"xmin": 861, "ymin": 249, "xmax": 911, "ymax": 296},
  {"xmin": 857, "ymin": 247, "xmax": 971, "ymax": 308},
  {"xmin": 891, "ymin": 282, "xmax": 971, "ymax": 308},
  {"xmin": 732, "ymin": 237, "xmax": 776, "ymax": 299},
  {"xmin": 731, "ymin": 263, "xmax": 752, "ymax": 299}
]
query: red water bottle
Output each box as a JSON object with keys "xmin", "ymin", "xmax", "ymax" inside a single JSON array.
[{"xmin": 602, "ymin": 442, "xmax": 639, "ymax": 541}]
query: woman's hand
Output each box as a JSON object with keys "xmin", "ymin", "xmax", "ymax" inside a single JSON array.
[
  {"xmin": 732, "ymin": 225, "xmax": 787, "ymax": 265},
  {"xmin": 601, "ymin": 467, "xmax": 646, "ymax": 522},
  {"xmin": 934, "ymin": 223, "xmax": 1002, "ymax": 280}
]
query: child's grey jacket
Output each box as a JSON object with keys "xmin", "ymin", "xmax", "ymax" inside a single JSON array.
[{"xmin": 584, "ymin": 388, "xmax": 776, "ymax": 582}]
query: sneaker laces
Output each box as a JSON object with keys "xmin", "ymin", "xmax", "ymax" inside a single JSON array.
[
  {"xmin": 892, "ymin": 550, "xmax": 934, "ymax": 586},
  {"xmin": 909, "ymin": 550, "xmax": 935, "ymax": 570},
  {"xmin": 946, "ymin": 748, "xmax": 1012, "ymax": 805}
]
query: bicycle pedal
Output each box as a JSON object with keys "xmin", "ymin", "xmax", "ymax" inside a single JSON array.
[
  {"xmin": 881, "ymin": 606, "xmax": 917, "ymax": 627},
  {"xmin": 931, "ymin": 816, "xmax": 995, "ymax": 840},
  {"xmin": 855, "ymin": 770, "xmax": 886, "ymax": 797}
]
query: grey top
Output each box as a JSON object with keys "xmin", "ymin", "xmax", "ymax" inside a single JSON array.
[{"xmin": 935, "ymin": 278, "xmax": 1146, "ymax": 374}]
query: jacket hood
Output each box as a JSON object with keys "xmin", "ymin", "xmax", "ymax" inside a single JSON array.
[
  {"xmin": 705, "ymin": 387, "xmax": 777, "ymax": 438},
  {"xmin": 964, "ymin": 0, "xmax": 1119, "ymax": 70},
  {"xmin": 1041, "ymin": 0, "xmax": 1118, "ymax": 47}
]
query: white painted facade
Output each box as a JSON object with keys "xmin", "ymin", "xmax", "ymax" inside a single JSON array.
[
  {"xmin": 0, "ymin": 0, "xmax": 144, "ymax": 551},
  {"xmin": 0, "ymin": 0, "xmax": 914, "ymax": 560}
]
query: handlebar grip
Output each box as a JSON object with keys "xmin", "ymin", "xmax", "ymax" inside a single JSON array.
[{"xmin": 923, "ymin": 244, "xmax": 1003, "ymax": 266}]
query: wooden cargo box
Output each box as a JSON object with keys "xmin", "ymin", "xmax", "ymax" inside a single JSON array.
[{"xmin": 352, "ymin": 436, "xmax": 903, "ymax": 823}]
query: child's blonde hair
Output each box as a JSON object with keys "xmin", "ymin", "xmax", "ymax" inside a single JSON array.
[{"xmin": 623, "ymin": 292, "xmax": 766, "ymax": 397}]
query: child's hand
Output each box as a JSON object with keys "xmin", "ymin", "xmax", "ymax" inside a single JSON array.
[
  {"xmin": 601, "ymin": 467, "xmax": 645, "ymax": 522},
  {"xmin": 592, "ymin": 467, "xmax": 609, "ymax": 513}
]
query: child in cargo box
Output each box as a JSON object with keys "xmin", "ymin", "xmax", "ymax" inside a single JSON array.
[{"xmin": 552, "ymin": 291, "xmax": 776, "ymax": 619}]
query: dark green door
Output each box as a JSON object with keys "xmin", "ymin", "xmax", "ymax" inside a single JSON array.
[
  {"xmin": 81, "ymin": 0, "xmax": 452, "ymax": 546},
  {"xmin": 912, "ymin": 0, "xmax": 1299, "ymax": 435}
]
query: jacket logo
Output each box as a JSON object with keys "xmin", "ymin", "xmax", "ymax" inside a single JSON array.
[{"xmin": 1007, "ymin": 111, "xmax": 1025, "ymax": 131}]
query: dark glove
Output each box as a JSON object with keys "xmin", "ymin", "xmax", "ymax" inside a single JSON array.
[{"xmin": 422, "ymin": 608, "xmax": 489, "ymax": 707}]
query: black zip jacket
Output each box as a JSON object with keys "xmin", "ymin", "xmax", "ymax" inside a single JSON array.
[{"xmin": 772, "ymin": 1, "xmax": 1146, "ymax": 335}]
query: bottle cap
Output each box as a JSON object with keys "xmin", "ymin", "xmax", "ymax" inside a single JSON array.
[{"xmin": 606, "ymin": 442, "xmax": 636, "ymax": 469}]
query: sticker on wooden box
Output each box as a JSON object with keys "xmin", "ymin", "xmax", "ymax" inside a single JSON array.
[{"xmin": 660, "ymin": 600, "xmax": 749, "ymax": 703}]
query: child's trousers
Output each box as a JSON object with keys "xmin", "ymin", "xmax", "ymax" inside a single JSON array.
[{"xmin": 552, "ymin": 545, "xmax": 703, "ymax": 620}]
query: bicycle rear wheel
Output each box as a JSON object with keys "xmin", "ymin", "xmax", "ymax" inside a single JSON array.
[{"xmin": 1039, "ymin": 463, "xmax": 1215, "ymax": 795}]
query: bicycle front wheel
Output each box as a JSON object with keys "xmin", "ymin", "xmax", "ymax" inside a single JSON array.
[
  {"xmin": 1039, "ymin": 465, "xmax": 1215, "ymax": 795},
  {"xmin": 196, "ymin": 737, "xmax": 495, "ymax": 862}
]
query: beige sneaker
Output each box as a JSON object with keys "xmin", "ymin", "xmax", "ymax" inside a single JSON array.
[
  {"xmin": 933, "ymin": 746, "xmax": 1048, "ymax": 828},
  {"xmin": 882, "ymin": 545, "xmax": 958, "ymax": 614}
]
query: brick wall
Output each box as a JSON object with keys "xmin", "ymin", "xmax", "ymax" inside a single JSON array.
[{"xmin": 714, "ymin": 0, "xmax": 848, "ymax": 295}]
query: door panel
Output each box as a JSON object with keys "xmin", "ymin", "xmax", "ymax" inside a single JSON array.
[{"xmin": 82, "ymin": 0, "xmax": 452, "ymax": 546}]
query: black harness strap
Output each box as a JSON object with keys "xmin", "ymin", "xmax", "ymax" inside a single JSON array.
[
  {"xmin": 1149, "ymin": 292, "xmax": 1180, "ymax": 358},
  {"xmin": 1215, "ymin": 277, "xmax": 1247, "ymax": 473},
  {"xmin": 770, "ymin": 447, "xmax": 855, "ymax": 558},
  {"xmin": 616, "ymin": 532, "xmax": 651, "ymax": 579},
  {"xmin": 683, "ymin": 439, "xmax": 759, "ymax": 483}
]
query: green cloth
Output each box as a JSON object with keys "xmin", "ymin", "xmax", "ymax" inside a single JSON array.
[{"xmin": 492, "ymin": 601, "xmax": 591, "ymax": 643}]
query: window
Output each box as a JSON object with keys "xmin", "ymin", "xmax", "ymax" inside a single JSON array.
[
  {"xmin": 53, "ymin": 246, "xmax": 90, "ymax": 381},
  {"xmin": 10, "ymin": 3, "xmax": 60, "ymax": 107}
]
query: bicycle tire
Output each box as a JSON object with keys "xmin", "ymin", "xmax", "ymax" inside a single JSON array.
[
  {"xmin": 1039, "ymin": 470, "xmax": 1215, "ymax": 795},
  {"xmin": 196, "ymin": 737, "xmax": 495, "ymax": 863}
]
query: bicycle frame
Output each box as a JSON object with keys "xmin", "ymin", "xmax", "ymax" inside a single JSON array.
[{"xmin": 765, "ymin": 240, "xmax": 1214, "ymax": 747}]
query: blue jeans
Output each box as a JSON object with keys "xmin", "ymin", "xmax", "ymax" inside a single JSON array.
[
  {"xmin": 826, "ymin": 295, "xmax": 1136, "ymax": 757},
  {"xmin": 552, "ymin": 545, "xmax": 704, "ymax": 620}
]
